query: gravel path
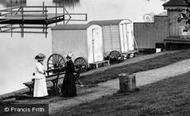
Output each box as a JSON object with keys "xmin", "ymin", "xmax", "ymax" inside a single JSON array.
[
  {"xmin": 135, "ymin": 59, "xmax": 190, "ymax": 86},
  {"xmin": 99, "ymin": 58, "xmax": 190, "ymax": 90}
]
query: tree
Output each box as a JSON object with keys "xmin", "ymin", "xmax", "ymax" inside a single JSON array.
[{"xmin": 177, "ymin": 0, "xmax": 190, "ymax": 32}]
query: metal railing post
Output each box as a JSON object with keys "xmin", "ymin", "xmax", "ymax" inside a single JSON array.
[
  {"xmin": 45, "ymin": 5, "xmax": 48, "ymax": 38},
  {"xmin": 56, "ymin": 4, "xmax": 57, "ymax": 25},
  {"xmin": 21, "ymin": 5, "xmax": 24, "ymax": 37}
]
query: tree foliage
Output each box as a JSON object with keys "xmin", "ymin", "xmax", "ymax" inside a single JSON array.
[
  {"xmin": 177, "ymin": 10, "xmax": 190, "ymax": 32},
  {"xmin": 177, "ymin": 0, "xmax": 190, "ymax": 32}
]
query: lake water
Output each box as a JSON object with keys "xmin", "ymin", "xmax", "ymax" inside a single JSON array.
[{"xmin": 0, "ymin": 0, "xmax": 167, "ymax": 95}]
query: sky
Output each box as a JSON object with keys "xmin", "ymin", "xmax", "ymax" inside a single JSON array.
[
  {"xmin": 27, "ymin": 0, "xmax": 168, "ymax": 22},
  {"xmin": 64, "ymin": 0, "xmax": 167, "ymax": 22}
]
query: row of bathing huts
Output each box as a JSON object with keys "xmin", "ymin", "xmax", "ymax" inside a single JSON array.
[
  {"xmin": 51, "ymin": 0, "xmax": 189, "ymax": 71},
  {"xmin": 51, "ymin": 19, "xmax": 137, "ymax": 71}
]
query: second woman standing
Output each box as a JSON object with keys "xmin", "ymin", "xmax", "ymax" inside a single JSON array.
[{"xmin": 61, "ymin": 53, "xmax": 77, "ymax": 97}]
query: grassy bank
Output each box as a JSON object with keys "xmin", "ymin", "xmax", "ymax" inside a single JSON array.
[
  {"xmin": 56, "ymin": 70, "xmax": 190, "ymax": 116},
  {"xmin": 80, "ymin": 49, "xmax": 190, "ymax": 85}
]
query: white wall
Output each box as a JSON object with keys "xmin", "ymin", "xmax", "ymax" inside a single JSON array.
[
  {"xmin": 52, "ymin": 30, "xmax": 88, "ymax": 61},
  {"xmin": 0, "ymin": 30, "xmax": 52, "ymax": 95}
]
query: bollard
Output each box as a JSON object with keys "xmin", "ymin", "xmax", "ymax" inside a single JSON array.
[{"xmin": 118, "ymin": 73, "xmax": 137, "ymax": 93}]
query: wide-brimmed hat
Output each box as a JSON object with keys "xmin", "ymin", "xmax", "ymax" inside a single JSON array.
[
  {"xmin": 35, "ymin": 53, "xmax": 46, "ymax": 60},
  {"xmin": 66, "ymin": 53, "xmax": 72, "ymax": 59}
]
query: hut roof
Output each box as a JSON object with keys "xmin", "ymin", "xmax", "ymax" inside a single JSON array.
[
  {"xmin": 51, "ymin": 24, "xmax": 90, "ymax": 30},
  {"xmin": 163, "ymin": 0, "xmax": 190, "ymax": 7},
  {"xmin": 88, "ymin": 19, "xmax": 126, "ymax": 26}
]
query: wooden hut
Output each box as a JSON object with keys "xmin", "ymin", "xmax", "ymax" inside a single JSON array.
[
  {"xmin": 89, "ymin": 19, "xmax": 136, "ymax": 59},
  {"xmin": 51, "ymin": 24, "xmax": 106, "ymax": 70},
  {"xmin": 163, "ymin": 0, "xmax": 190, "ymax": 50},
  {"xmin": 134, "ymin": 0, "xmax": 190, "ymax": 51}
]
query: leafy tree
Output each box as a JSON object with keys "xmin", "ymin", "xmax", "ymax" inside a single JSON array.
[{"xmin": 177, "ymin": 0, "xmax": 190, "ymax": 32}]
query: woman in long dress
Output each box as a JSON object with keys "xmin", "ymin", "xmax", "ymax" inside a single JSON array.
[
  {"xmin": 33, "ymin": 53, "xmax": 48, "ymax": 98},
  {"xmin": 61, "ymin": 53, "xmax": 77, "ymax": 97}
]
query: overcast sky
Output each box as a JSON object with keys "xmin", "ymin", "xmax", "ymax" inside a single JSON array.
[{"xmin": 27, "ymin": 0, "xmax": 167, "ymax": 22}]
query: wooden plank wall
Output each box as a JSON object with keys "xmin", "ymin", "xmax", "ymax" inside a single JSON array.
[
  {"xmin": 102, "ymin": 25, "xmax": 120, "ymax": 56},
  {"xmin": 168, "ymin": 11, "xmax": 180, "ymax": 37},
  {"xmin": 134, "ymin": 16, "xmax": 169, "ymax": 49}
]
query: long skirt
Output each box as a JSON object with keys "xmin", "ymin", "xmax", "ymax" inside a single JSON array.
[
  {"xmin": 61, "ymin": 74, "xmax": 77, "ymax": 97},
  {"xmin": 33, "ymin": 77, "xmax": 48, "ymax": 97}
]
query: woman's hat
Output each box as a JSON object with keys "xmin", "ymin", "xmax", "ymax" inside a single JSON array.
[
  {"xmin": 66, "ymin": 53, "xmax": 72, "ymax": 59},
  {"xmin": 35, "ymin": 53, "xmax": 46, "ymax": 60}
]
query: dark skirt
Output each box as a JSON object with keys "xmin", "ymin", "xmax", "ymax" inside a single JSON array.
[{"xmin": 61, "ymin": 73, "xmax": 77, "ymax": 97}]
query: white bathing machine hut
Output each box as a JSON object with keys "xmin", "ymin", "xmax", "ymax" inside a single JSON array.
[
  {"xmin": 89, "ymin": 19, "xmax": 137, "ymax": 60},
  {"xmin": 51, "ymin": 24, "xmax": 105, "ymax": 70}
]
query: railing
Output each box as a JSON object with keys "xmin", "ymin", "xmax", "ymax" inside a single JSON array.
[{"xmin": 0, "ymin": 2, "xmax": 87, "ymax": 37}]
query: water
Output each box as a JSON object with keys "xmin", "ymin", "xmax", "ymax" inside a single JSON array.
[{"xmin": 0, "ymin": 0, "xmax": 166, "ymax": 95}]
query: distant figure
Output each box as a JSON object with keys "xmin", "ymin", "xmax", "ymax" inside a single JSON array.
[
  {"xmin": 33, "ymin": 53, "xmax": 48, "ymax": 98},
  {"xmin": 61, "ymin": 53, "xmax": 77, "ymax": 97}
]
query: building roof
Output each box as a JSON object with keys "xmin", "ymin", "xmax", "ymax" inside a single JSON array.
[
  {"xmin": 52, "ymin": 19, "xmax": 131, "ymax": 30},
  {"xmin": 88, "ymin": 19, "xmax": 125, "ymax": 26},
  {"xmin": 51, "ymin": 24, "xmax": 90, "ymax": 30},
  {"xmin": 163, "ymin": 0, "xmax": 190, "ymax": 7}
]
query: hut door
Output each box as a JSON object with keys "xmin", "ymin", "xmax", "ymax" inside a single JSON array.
[
  {"xmin": 87, "ymin": 25, "xmax": 103, "ymax": 64},
  {"xmin": 120, "ymin": 23, "xmax": 129, "ymax": 53},
  {"xmin": 92, "ymin": 28, "xmax": 103, "ymax": 62},
  {"xmin": 126, "ymin": 23, "xmax": 134, "ymax": 51},
  {"xmin": 120, "ymin": 21, "xmax": 134, "ymax": 53}
]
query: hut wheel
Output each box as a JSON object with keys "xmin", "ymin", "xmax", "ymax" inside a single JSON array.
[
  {"xmin": 47, "ymin": 53, "xmax": 65, "ymax": 71},
  {"xmin": 74, "ymin": 57, "xmax": 88, "ymax": 72},
  {"xmin": 109, "ymin": 50, "xmax": 122, "ymax": 62}
]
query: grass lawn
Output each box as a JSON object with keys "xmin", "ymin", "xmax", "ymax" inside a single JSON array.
[
  {"xmin": 80, "ymin": 49, "xmax": 190, "ymax": 85},
  {"xmin": 55, "ymin": 71, "xmax": 190, "ymax": 116}
]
